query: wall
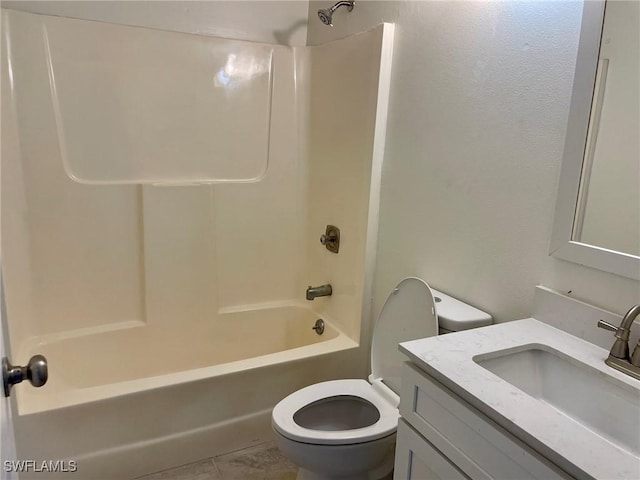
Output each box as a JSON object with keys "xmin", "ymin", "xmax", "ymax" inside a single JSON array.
[
  {"xmin": 302, "ymin": 25, "xmax": 393, "ymax": 344},
  {"xmin": 1, "ymin": 8, "xmax": 307, "ymax": 355},
  {"xmin": 0, "ymin": 1, "xmax": 310, "ymax": 355},
  {"xmin": 307, "ymin": 0, "xmax": 639, "ymax": 326},
  {"xmin": 2, "ymin": 2, "xmax": 392, "ymax": 352}
]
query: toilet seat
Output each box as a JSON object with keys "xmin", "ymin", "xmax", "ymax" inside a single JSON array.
[{"xmin": 272, "ymin": 379, "xmax": 399, "ymax": 446}]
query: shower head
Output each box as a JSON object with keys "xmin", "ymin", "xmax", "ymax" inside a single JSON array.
[
  {"xmin": 317, "ymin": 8, "xmax": 333, "ymax": 26},
  {"xmin": 317, "ymin": 1, "xmax": 355, "ymax": 27}
]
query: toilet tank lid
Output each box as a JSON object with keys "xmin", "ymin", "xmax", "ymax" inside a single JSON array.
[{"xmin": 431, "ymin": 289, "xmax": 492, "ymax": 331}]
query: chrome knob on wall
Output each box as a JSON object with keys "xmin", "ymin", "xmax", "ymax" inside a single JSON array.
[
  {"xmin": 320, "ymin": 225, "xmax": 340, "ymax": 253},
  {"xmin": 2, "ymin": 354, "xmax": 48, "ymax": 397}
]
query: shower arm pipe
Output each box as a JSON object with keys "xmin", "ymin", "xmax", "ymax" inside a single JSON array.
[{"xmin": 329, "ymin": 1, "xmax": 355, "ymax": 13}]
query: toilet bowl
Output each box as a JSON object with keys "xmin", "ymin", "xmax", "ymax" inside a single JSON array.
[
  {"xmin": 272, "ymin": 277, "xmax": 492, "ymax": 480},
  {"xmin": 273, "ymin": 379, "xmax": 398, "ymax": 480}
]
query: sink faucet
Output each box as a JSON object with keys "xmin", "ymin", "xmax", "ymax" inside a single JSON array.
[
  {"xmin": 597, "ymin": 304, "xmax": 640, "ymax": 380},
  {"xmin": 306, "ymin": 284, "xmax": 332, "ymax": 301}
]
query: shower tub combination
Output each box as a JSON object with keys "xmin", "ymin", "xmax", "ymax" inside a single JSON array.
[{"xmin": 1, "ymin": 8, "xmax": 394, "ymax": 479}]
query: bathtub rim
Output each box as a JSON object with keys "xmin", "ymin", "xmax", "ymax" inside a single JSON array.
[{"xmin": 15, "ymin": 305, "xmax": 358, "ymax": 415}]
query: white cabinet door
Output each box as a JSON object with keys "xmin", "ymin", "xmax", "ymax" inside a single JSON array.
[
  {"xmin": 400, "ymin": 363, "xmax": 570, "ymax": 480},
  {"xmin": 394, "ymin": 419, "xmax": 468, "ymax": 480}
]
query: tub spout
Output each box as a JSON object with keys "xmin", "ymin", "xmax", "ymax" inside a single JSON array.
[{"xmin": 306, "ymin": 284, "xmax": 332, "ymax": 301}]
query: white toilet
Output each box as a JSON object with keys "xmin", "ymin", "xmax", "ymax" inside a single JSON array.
[{"xmin": 272, "ymin": 277, "xmax": 492, "ymax": 480}]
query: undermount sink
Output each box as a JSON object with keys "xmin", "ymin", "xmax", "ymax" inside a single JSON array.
[{"xmin": 474, "ymin": 345, "xmax": 640, "ymax": 457}]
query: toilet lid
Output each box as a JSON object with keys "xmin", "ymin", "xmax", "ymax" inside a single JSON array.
[{"xmin": 370, "ymin": 277, "xmax": 437, "ymax": 395}]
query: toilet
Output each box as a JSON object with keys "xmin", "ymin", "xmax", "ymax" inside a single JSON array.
[{"xmin": 272, "ymin": 277, "xmax": 492, "ymax": 480}]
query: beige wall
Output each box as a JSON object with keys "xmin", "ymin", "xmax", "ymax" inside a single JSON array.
[{"xmin": 307, "ymin": 0, "xmax": 639, "ymax": 325}]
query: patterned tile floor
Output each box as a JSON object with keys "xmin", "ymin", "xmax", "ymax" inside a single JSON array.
[{"xmin": 136, "ymin": 442, "xmax": 297, "ymax": 480}]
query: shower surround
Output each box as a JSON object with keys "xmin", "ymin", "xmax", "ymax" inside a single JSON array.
[{"xmin": 1, "ymin": 9, "xmax": 394, "ymax": 479}]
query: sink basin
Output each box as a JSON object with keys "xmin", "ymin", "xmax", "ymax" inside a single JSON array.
[{"xmin": 474, "ymin": 345, "xmax": 640, "ymax": 456}]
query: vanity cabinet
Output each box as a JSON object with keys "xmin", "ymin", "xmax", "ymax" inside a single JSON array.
[{"xmin": 394, "ymin": 362, "xmax": 571, "ymax": 480}]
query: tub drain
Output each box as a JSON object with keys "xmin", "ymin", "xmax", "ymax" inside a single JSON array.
[{"xmin": 312, "ymin": 319, "xmax": 325, "ymax": 335}]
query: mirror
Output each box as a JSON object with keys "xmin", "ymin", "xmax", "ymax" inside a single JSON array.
[{"xmin": 550, "ymin": 0, "xmax": 640, "ymax": 280}]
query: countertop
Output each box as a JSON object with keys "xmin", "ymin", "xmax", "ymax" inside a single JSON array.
[{"xmin": 399, "ymin": 318, "xmax": 640, "ymax": 480}]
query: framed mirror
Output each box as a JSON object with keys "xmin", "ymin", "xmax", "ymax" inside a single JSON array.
[{"xmin": 550, "ymin": 0, "xmax": 640, "ymax": 280}]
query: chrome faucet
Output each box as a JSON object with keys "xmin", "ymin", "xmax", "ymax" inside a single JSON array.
[
  {"xmin": 306, "ymin": 284, "xmax": 332, "ymax": 301},
  {"xmin": 597, "ymin": 304, "xmax": 640, "ymax": 380}
]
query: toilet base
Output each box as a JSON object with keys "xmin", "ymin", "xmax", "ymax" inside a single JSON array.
[
  {"xmin": 274, "ymin": 429, "xmax": 395, "ymax": 480},
  {"xmin": 296, "ymin": 460, "xmax": 393, "ymax": 480}
]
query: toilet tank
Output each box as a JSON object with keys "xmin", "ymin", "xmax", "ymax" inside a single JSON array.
[{"xmin": 431, "ymin": 289, "xmax": 492, "ymax": 334}]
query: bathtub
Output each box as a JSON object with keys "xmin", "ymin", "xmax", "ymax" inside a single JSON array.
[
  {"xmin": 17, "ymin": 303, "xmax": 355, "ymax": 414},
  {"xmin": 13, "ymin": 304, "xmax": 361, "ymax": 479}
]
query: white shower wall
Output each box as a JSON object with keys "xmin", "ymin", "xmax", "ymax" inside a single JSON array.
[
  {"xmin": 2, "ymin": 8, "xmax": 390, "ymax": 357},
  {"xmin": 302, "ymin": 25, "xmax": 394, "ymax": 342},
  {"xmin": 2, "ymin": 10, "xmax": 306, "ymax": 354}
]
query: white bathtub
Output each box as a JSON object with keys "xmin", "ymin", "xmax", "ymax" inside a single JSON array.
[
  {"xmin": 17, "ymin": 303, "xmax": 355, "ymax": 414},
  {"xmin": 13, "ymin": 304, "xmax": 360, "ymax": 479}
]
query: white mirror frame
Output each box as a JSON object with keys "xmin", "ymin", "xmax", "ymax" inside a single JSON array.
[{"xmin": 550, "ymin": 0, "xmax": 640, "ymax": 281}]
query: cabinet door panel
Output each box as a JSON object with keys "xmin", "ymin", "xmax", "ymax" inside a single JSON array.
[
  {"xmin": 394, "ymin": 419, "xmax": 469, "ymax": 480},
  {"xmin": 400, "ymin": 362, "xmax": 570, "ymax": 480}
]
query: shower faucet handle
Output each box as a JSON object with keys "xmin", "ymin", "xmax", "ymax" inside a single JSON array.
[
  {"xmin": 320, "ymin": 233, "xmax": 336, "ymax": 244},
  {"xmin": 320, "ymin": 225, "xmax": 340, "ymax": 253},
  {"xmin": 2, "ymin": 354, "xmax": 48, "ymax": 397}
]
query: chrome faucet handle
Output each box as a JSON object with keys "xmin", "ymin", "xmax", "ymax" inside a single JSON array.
[
  {"xmin": 608, "ymin": 304, "xmax": 640, "ymax": 360},
  {"xmin": 597, "ymin": 319, "xmax": 618, "ymax": 332},
  {"xmin": 320, "ymin": 225, "xmax": 340, "ymax": 253},
  {"xmin": 600, "ymin": 304, "xmax": 640, "ymax": 379},
  {"xmin": 598, "ymin": 319, "xmax": 629, "ymax": 358}
]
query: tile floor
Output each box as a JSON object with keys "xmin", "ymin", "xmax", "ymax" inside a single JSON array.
[{"xmin": 137, "ymin": 442, "xmax": 297, "ymax": 480}]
